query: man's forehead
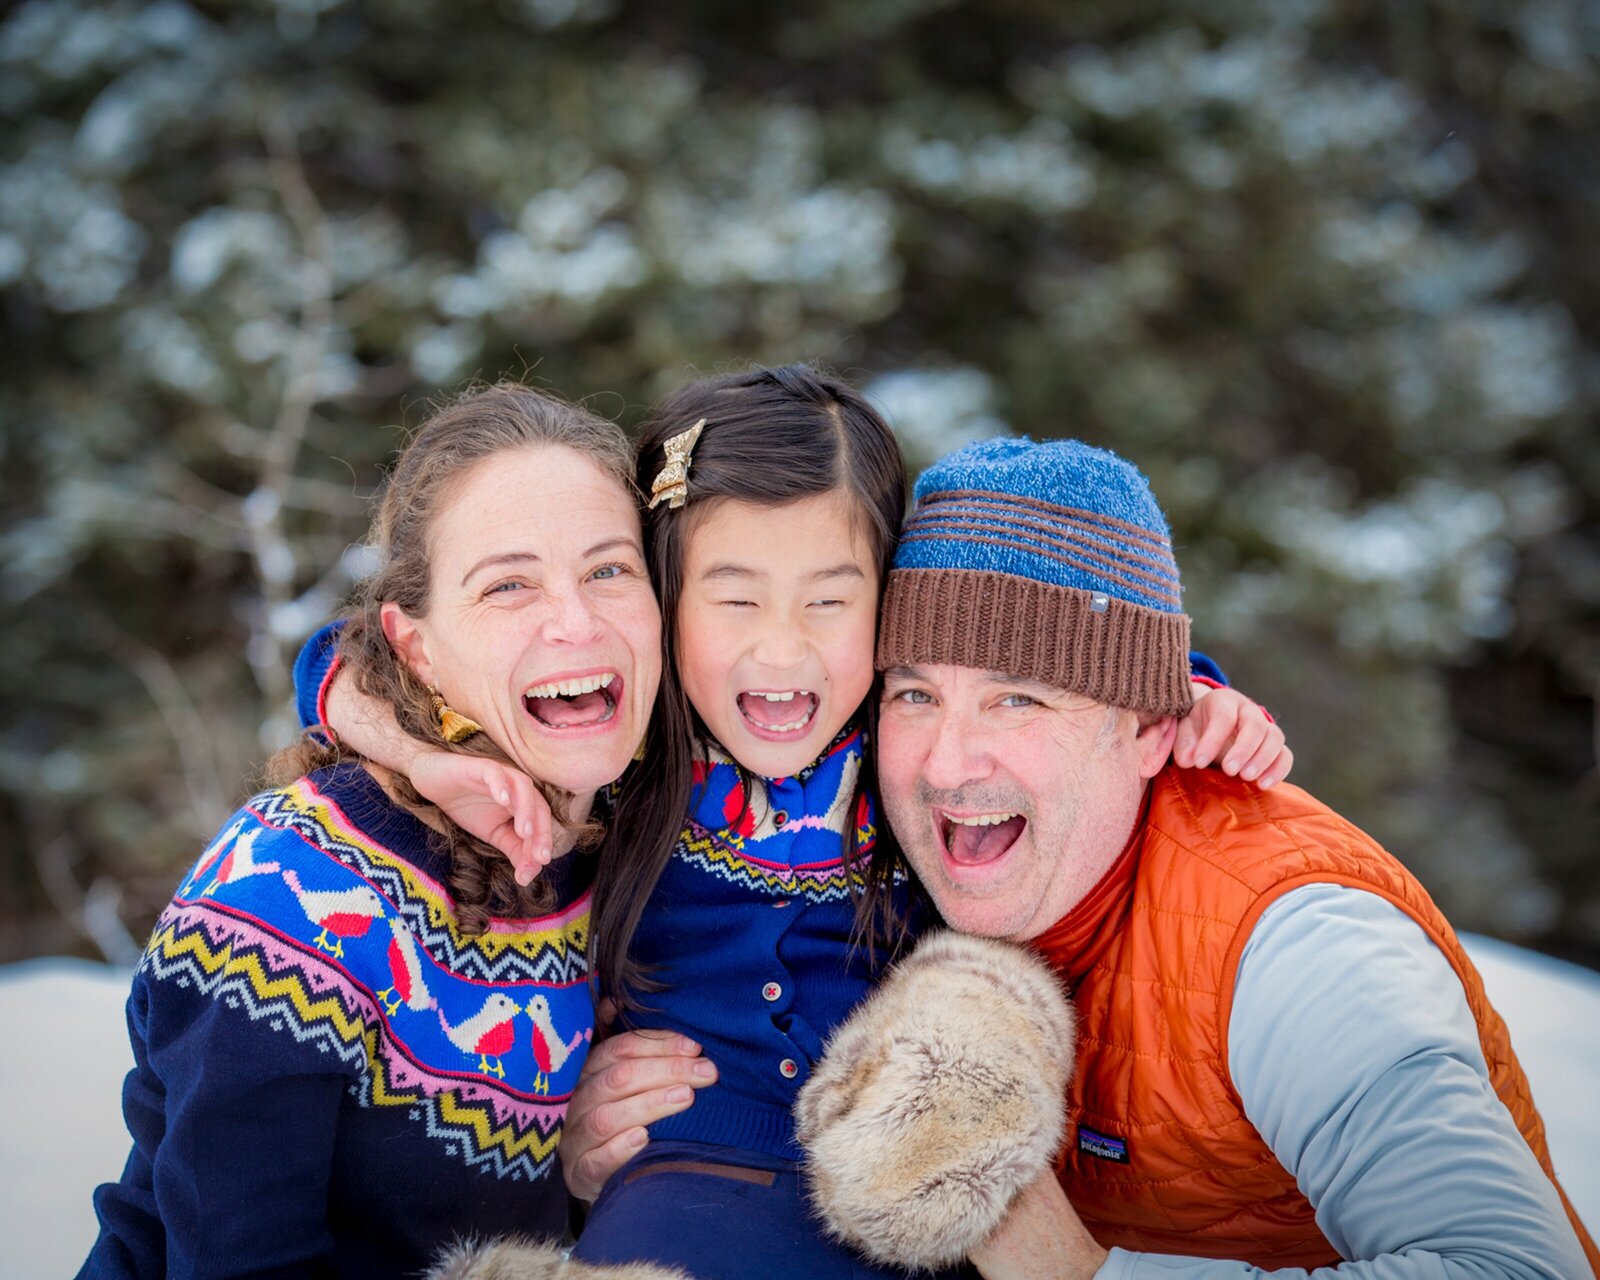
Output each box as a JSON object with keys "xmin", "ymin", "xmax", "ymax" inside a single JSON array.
[{"xmin": 884, "ymin": 664, "xmax": 1067, "ymax": 695}]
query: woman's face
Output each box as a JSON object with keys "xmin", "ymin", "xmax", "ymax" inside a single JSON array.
[{"xmin": 384, "ymin": 444, "xmax": 661, "ymax": 806}]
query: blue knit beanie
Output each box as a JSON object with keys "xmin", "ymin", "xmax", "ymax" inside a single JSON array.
[{"xmin": 877, "ymin": 436, "xmax": 1192, "ymax": 716}]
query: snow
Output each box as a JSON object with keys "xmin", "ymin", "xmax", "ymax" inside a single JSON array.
[{"xmin": 2, "ymin": 938, "xmax": 1596, "ymax": 1278}]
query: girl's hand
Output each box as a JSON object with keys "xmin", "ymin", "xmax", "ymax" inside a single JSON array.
[
  {"xmin": 1174, "ymin": 684, "xmax": 1294, "ymax": 789},
  {"xmin": 560, "ymin": 1008, "xmax": 719, "ymax": 1202},
  {"xmin": 409, "ymin": 752, "xmax": 554, "ymax": 884}
]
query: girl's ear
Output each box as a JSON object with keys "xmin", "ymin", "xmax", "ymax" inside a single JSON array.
[
  {"xmin": 381, "ymin": 601, "xmax": 436, "ymax": 688},
  {"xmin": 1134, "ymin": 714, "xmax": 1178, "ymax": 779}
]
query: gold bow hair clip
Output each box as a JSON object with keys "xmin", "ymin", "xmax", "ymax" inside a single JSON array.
[{"xmin": 647, "ymin": 418, "xmax": 707, "ymax": 510}]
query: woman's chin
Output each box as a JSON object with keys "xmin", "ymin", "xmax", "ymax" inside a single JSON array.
[{"xmin": 507, "ymin": 721, "xmax": 639, "ymax": 803}]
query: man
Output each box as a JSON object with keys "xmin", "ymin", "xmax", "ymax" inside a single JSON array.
[
  {"xmin": 567, "ymin": 436, "xmax": 1596, "ymax": 1277},
  {"xmin": 869, "ymin": 436, "xmax": 1595, "ymax": 1277}
]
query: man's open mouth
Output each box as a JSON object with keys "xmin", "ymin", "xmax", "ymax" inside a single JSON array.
[
  {"xmin": 937, "ymin": 810, "xmax": 1027, "ymax": 866},
  {"xmin": 523, "ymin": 672, "xmax": 621, "ymax": 730},
  {"xmin": 736, "ymin": 690, "xmax": 819, "ymax": 738}
]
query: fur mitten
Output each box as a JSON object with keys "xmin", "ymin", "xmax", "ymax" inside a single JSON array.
[
  {"xmin": 794, "ymin": 930, "xmax": 1076, "ymax": 1271},
  {"xmin": 425, "ymin": 1238, "xmax": 689, "ymax": 1280}
]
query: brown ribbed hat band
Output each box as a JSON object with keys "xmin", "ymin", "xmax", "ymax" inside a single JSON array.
[{"xmin": 876, "ymin": 568, "xmax": 1194, "ymax": 717}]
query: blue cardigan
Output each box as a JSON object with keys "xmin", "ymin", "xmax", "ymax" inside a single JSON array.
[{"xmin": 626, "ymin": 726, "xmax": 908, "ymax": 1159}]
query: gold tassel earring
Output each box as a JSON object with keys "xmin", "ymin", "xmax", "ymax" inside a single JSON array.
[{"xmin": 429, "ymin": 687, "xmax": 483, "ymax": 744}]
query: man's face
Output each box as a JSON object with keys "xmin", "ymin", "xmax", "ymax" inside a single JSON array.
[{"xmin": 877, "ymin": 663, "xmax": 1172, "ymax": 941}]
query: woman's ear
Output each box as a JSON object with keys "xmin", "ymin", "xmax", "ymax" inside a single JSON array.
[
  {"xmin": 380, "ymin": 601, "xmax": 436, "ymax": 688},
  {"xmin": 1134, "ymin": 714, "xmax": 1178, "ymax": 779}
]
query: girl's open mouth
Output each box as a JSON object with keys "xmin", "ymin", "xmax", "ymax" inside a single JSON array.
[
  {"xmin": 737, "ymin": 689, "xmax": 819, "ymax": 739},
  {"xmin": 937, "ymin": 811, "xmax": 1027, "ymax": 866},
  {"xmin": 523, "ymin": 672, "xmax": 621, "ymax": 730}
]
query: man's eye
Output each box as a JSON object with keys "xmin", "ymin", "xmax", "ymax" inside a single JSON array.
[
  {"xmin": 998, "ymin": 693, "xmax": 1037, "ymax": 708},
  {"xmin": 889, "ymin": 688, "xmax": 932, "ymax": 705}
]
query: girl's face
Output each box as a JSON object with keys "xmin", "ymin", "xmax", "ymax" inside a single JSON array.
[{"xmin": 677, "ymin": 489, "xmax": 879, "ymax": 779}]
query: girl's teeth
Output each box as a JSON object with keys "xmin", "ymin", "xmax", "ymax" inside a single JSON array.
[
  {"xmin": 525, "ymin": 673, "xmax": 615, "ymax": 699},
  {"xmin": 947, "ymin": 813, "xmax": 1019, "ymax": 827},
  {"xmin": 753, "ymin": 691, "xmax": 800, "ymax": 702}
]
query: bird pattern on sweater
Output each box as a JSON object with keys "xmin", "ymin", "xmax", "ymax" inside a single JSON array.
[{"xmin": 138, "ymin": 767, "xmax": 594, "ymax": 1183}]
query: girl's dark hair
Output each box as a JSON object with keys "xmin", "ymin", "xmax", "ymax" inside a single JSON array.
[
  {"xmin": 592, "ymin": 363, "xmax": 913, "ymax": 1009},
  {"xmin": 267, "ymin": 381, "xmax": 637, "ymax": 935}
]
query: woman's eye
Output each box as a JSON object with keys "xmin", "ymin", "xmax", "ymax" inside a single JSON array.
[
  {"xmin": 590, "ymin": 562, "xmax": 626, "ymax": 581},
  {"xmin": 486, "ymin": 580, "xmax": 524, "ymax": 596}
]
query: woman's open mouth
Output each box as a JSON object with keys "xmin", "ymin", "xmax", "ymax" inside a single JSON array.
[
  {"xmin": 522, "ymin": 672, "xmax": 621, "ymax": 731},
  {"xmin": 736, "ymin": 689, "xmax": 819, "ymax": 741},
  {"xmin": 937, "ymin": 810, "xmax": 1027, "ymax": 867}
]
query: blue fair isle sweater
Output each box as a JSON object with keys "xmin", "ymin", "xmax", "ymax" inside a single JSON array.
[{"xmin": 81, "ymin": 763, "xmax": 595, "ymax": 1280}]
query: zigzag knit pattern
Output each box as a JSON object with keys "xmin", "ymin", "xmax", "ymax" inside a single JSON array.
[{"xmin": 140, "ymin": 766, "xmax": 593, "ymax": 1183}]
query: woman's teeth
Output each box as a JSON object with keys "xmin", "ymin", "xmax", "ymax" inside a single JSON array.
[
  {"xmin": 523, "ymin": 673, "xmax": 619, "ymax": 729},
  {"xmin": 524, "ymin": 672, "xmax": 615, "ymax": 699}
]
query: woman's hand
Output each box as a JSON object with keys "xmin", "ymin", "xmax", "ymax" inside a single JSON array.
[
  {"xmin": 560, "ymin": 1011, "xmax": 718, "ymax": 1201},
  {"xmin": 1175, "ymin": 683, "xmax": 1293, "ymax": 789},
  {"xmin": 409, "ymin": 752, "xmax": 554, "ymax": 884}
]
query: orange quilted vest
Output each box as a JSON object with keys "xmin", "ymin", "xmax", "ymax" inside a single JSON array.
[{"xmin": 1033, "ymin": 767, "xmax": 1598, "ymax": 1271}]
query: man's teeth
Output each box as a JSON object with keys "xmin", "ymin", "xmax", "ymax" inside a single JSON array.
[
  {"xmin": 524, "ymin": 673, "xmax": 615, "ymax": 699},
  {"xmin": 946, "ymin": 813, "xmax": 1019, "ymax": 827}
]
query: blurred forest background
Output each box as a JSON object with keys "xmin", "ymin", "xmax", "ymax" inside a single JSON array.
[{"xmin": 2, "ymin": 0, "xmax": 1597, "ymax": 969}]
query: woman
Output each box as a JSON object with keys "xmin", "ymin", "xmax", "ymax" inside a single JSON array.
[{"xmin": 79, "ymin": 385, "xmax": 663, "ymax": 1279}]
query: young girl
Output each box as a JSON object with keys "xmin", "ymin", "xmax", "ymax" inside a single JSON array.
[{"xmin": 302, "ymin": 365, "xmax": 1289, "ymax": 1279}]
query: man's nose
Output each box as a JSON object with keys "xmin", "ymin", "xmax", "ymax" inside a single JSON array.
[{"xmin": 920, "ymin": 709, "xmax": 989, "ymax": 791}]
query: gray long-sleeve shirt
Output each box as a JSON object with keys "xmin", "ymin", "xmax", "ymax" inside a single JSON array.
[{"xmin": 1096, "ymin": 884, "xmax": 1589, "ymax": 1280}]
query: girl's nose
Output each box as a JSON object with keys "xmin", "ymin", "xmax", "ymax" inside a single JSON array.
[{"xmin": 750, "ymin": 616, "xmax": 807, "ymax": 670}]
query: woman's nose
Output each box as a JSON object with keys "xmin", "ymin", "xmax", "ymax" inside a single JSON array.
[{"xmin": 542, "ymin": 586, "xmax": 603, "ymax": 645}]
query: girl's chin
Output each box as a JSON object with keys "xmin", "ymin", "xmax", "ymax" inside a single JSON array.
[{"xmin": 726, "ymin": 724, "xmax": 837, "ymax": 780}]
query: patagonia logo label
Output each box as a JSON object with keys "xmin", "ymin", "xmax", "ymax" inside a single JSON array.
[{"xmin": 1077, "ymin": 1125, "xmax": 1129, "ymax": 1164}]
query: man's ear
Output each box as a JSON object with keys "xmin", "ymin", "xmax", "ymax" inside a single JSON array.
[
  {"xmin": 380, "ymin": 601, "xmax": 436, "ymax": 688},
  {"xmin": 1134, "ymin": 714, "xmax": 1177, "ymax": 779}
]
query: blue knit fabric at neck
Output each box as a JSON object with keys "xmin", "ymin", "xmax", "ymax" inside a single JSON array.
[{"xmin": 685, "ymin": 726, "xmax": 867, "ymax": 879}]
